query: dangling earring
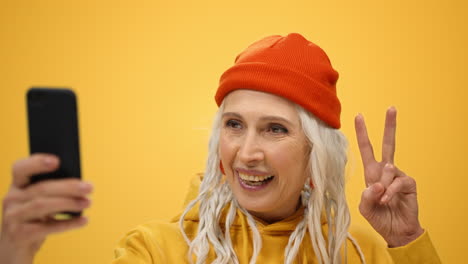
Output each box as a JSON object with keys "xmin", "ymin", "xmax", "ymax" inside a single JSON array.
[
  {"xmin": 219, "ymin": 161, "xmax": 225, "ymax": 175},
  {"xmin": 301, "ymin": 177, "xmax": 313, "ymax": 206}
]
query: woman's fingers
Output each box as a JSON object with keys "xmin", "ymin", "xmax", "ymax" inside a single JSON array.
[
  {"xmin": 6, "ymin": 196, "xmax": 91, "ymax": 223},
  {"xmin": 12, "ymin": 154, "xmax": 60, "ymax": 188},
  {"xmin": 380, "ymin": 163, "xmax": 396, "ymax": 190},
  {"xmin": 359, "ymin": 166, "xmax": 416, "ymax": 208},
  {"xmin": 1, "ymin": 156, "xmax": 92, "ymax": 262},
  {"xmin": 359, "ymin": 182, "xmax": 385, "ymax": 217},
  {"xmin": 4, "ymin": 178, "xmax": 93, "ymax": 211},
  {"xmin": 382, "ymin": 107, "xmax": 397, "ymax": 164},
  {"xmin": 380, "ymin": 173, "xmax": 417, "ymax": 204},
  {"xmin": 7, "ymin": 216, "xmax": 89, "ymax": 246},
  {"xmin": 3, "ymin": 178, "xmax": 93, "ymax": 224},
  {"xmin": 356, "ymin": 109, "xmax": 398, "ymax": 187},
  {"xmin": 24, "ymin": 179, "xmax": 93, "ymax": 201},
  {"xmin": 354, "ymin": 114, "xmax": 376, "ymax": 167}
]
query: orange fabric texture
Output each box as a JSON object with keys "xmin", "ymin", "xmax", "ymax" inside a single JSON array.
[{"xmin": 215, "ymin": 33, "xmax": 341, "ymax": 128}]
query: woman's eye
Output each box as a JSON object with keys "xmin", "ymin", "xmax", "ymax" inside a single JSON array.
[
  {"xmin": 269, "ymin": 124, "xmax": 288, "ymax": 134},
  {"xmin": 225, "ymin": 120, "xmax": 242, "ymax": 129}
]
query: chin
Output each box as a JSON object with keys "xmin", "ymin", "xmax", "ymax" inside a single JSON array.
[{"xmin": 234, "ymin": 191, "xmax": 274, "ymax": 214}]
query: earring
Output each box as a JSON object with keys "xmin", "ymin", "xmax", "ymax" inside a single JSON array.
[{"xmin": 219, "ymin": 161, "xmax": 225, "ymax": 175}]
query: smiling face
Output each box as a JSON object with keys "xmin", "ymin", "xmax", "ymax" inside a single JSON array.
[{"xmin": 219, "ymin": 90, "xmax": 311, "ymax": 223}]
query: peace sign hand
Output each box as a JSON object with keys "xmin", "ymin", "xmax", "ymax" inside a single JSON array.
[{"xmin": 354, "ymin": 107, "xmax": 424, "ymax": 247}]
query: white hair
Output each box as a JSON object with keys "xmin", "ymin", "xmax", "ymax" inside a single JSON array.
[{"xmin": 179, "ymin": 102, "xmax": 366, "ymax": 264}]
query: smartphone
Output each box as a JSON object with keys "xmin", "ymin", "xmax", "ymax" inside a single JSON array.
[{"xmin": 27, "ymin": 87, "xmax": 82, "ymax": 218}]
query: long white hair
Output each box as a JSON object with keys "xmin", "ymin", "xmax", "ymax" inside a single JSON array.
[{"xmin": 179, "ymin": 102, "xmax": 366, "ymax": 264}]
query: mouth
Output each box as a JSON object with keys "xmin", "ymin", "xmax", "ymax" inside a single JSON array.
[{"xmin": 237, "ymin": 171, "xmax": 275, "ymax": 190}]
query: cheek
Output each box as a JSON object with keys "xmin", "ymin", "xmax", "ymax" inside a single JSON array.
[
  {"xmin": 270, "ymin": 144, "xmax": 302, "ymax": 168},
  {"xmin": 219, "ymin": 134, "xmax": 235, "ymax": 168},
  {"xmin": 270, "ymin": 143, "xmax": 309, "ymax": 182},
  {"xmin": 268, "ymin": 149, "xmax": 289, "ymax": 169},
  {"xmin": 219, "ymin": 135, "xmax": 239, "ymax": 187}
]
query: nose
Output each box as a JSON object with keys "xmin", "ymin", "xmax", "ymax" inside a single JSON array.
[{"xmin": 237, "ymin": 130, "xmax": 264, "ymax": 166}]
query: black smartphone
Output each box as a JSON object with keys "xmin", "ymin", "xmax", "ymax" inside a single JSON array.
[{"xmin": 27, "ymin": 87, "xmax": 82, "ymax": 218}]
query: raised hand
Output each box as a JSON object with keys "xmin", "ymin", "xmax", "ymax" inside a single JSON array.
[
  {"xmin": 354, "ymin": 107, "xmax": 424, "ymax": 247},
  {"xmin": 0, "ymin": 154, "xmax": 92, "ymax": 264}
]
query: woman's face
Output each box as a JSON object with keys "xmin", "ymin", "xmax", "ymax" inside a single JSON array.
[{"xmin": 219, "ymin": 90, "xmax": 310, "ymax": 223}]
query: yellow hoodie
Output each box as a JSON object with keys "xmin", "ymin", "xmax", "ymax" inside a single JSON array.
[{"xmin": 112, "ymin": 176, "xmax": 441, "ymax": 263}]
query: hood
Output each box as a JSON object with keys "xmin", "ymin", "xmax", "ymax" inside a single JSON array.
[{"xmin": 171, "ymin": 174, "xmax": 325, "ymax": 233}]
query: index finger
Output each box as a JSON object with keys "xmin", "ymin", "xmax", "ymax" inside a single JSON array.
[
  {"xmin": 354, "ymin": 114, "xmax": 376, "ymax": 166},
  {"xmin": 11, "ymin": 154, "xmax": 60, "ymax": 188}
]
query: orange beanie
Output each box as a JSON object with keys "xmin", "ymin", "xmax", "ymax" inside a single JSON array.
[{"xmin": 215, "ymin": 33, "xmax": 341, "ymax": 128}]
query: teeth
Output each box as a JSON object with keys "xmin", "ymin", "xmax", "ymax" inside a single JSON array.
[{"xmin": 239, "ymin": 173, "xmax": 273, "ymax": 182}]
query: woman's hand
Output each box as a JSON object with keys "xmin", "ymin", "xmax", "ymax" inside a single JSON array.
[
  {"xmin": 0, "ymin": 154, "xmax": 92, "ymax": 264},
  {"xmin": 354, "ymin": 107, "xmax": 424, "ymax": 247}
]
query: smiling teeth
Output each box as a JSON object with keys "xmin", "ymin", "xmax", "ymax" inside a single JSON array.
[{"xmin": 239, "ymin": 173, "xmax": 274, "ymax": 182}]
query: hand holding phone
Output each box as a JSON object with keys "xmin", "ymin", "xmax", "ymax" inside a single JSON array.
[
  {"xmin": 0, "ymin": 88, "xmax": 91, "ymax": 263},
  {"xmin": 0, "ymin": 154, "xmax": 92, "ymax": 264}
]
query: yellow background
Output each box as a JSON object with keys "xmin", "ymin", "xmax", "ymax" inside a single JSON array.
[{"xmin": 1, "ymin": 0, "xmax": 466, "ymax": 263}]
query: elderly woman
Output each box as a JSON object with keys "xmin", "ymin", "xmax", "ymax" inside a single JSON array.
[{"xmin": 0, "ymin": 33, "xmax": 440, "ymax": 264}]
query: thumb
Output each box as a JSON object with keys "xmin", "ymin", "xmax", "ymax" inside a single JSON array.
[{"xmin": 359, "ymin": 182, "xmax": 385, "ymax": 218}]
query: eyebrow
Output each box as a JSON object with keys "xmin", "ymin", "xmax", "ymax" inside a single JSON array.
[{"xmin": 222, "ymin": 112, "xmax": 295, "ymax": 126}]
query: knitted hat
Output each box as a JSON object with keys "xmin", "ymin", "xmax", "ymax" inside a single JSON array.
[{"xmin": 215, "ymin": 33, "xmax": 341, "ymax": 128}]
